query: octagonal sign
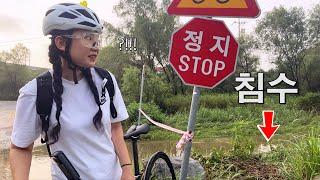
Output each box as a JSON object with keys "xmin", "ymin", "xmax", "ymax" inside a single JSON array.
[{"xmin": 169, "ymin": 18, "xmax": 239, "ymax": 89}]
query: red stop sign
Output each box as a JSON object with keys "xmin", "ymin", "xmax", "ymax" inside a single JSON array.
[{"xmin": 169, "ymin": 18, "xmax": 239, "ymax": 89}]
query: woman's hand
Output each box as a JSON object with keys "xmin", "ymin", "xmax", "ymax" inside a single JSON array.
[{"xmin": 121, "ymin": 165, "xmax": 135, "ymax": 180}]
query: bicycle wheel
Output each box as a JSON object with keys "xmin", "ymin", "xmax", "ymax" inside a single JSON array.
[{"xmin": 143, "ymin": 151, "xmax": 176, "ymax": 180}]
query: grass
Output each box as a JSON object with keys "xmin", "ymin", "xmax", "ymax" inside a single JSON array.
[
  {"xmin": 126, "ymin": 93, "xmax": 320, "ymax": 179},
  {"xmin": 191, "ymin": 133, "xmax": 283, "ymax": 179},
  {"xmin": 139, "ymin": 93, "xmax": 320, "ymax": 140},
  {"xmin": 190, "ymin": 128, "xmax": 320, "ymax": 179},
  {"xmin": 282, "ymin": 129, "xmax": 320, "ymax": 179}
]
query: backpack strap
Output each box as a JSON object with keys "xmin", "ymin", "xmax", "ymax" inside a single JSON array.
[
  {"xmin": 94, "ymin": 67, "xmax": 118, "ymax": 119},
  {"xmin": 36, "ymin": 71, "xmax": 53, "ymax": 156},
  {"xmin": 35, "ymin": 68, "xmax": 117, "ymax": 157}
]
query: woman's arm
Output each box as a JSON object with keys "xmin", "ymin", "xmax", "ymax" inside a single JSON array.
[
  {"xmin": 111, "ymin": 122, "xmax": 134, "ymax": 179},
  {"xmin": 9, "ymin": 143, "xmax": 34, "ymax": 180}
]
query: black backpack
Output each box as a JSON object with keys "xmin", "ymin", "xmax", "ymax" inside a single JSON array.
[{"xmin": 36, "ymin": 66, "xmax": 117, "ymax": 156}]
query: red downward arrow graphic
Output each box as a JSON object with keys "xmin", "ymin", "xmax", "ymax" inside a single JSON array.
[{"xmin": 257, "ymin": 111, "xmax": 280, "ymax": 142}]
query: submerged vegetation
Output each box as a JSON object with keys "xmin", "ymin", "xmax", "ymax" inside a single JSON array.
[{"xmin": 127, "ymin": 93, "xmax": 320, "ymax": 179}]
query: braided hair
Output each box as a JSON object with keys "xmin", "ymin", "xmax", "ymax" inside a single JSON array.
[
  {"xmin": 48, "ymin": 30, "xmax": 103, "ymax": 144},
  {"xmin": 81, "ymin": 68, "xmax": 103, "ymax": 130}
]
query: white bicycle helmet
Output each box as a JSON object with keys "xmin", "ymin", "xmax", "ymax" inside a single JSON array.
[{"xmin": 43, "ymin": 3, "xmax": 103, "ymax": 35}]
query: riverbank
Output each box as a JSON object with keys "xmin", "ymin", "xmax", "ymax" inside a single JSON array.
[
  {"xmin": 1, "ymin": 146, "xmax": 52, "ymax": 180},
  {"xmin": 1, "ymin": 92, "xmax": 319, "ymax": 179},
  {"xmin": 1, "ymin": 138, "xmax": 233, "ymax": 179},
  {"xmin": 0, "ymin": 101, "xmax": 44, "ymax": 150},
  {"xmin": 124, "ymin": 93, "xmax": 320, "ymax": 179}
]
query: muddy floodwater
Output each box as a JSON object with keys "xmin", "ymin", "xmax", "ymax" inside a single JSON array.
[{"xmin": 0, "ymin": 101, "xmax": 232, "ymax": 179}]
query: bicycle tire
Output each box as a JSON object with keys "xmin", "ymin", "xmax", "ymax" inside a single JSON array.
[{"xmin": 143, "ymin": 151, "xmax": 176, "ymax": 180}]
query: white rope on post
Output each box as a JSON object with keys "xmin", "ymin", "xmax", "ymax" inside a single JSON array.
[{"xmin": 139, "ymin": 109, "xmax": 185, "ymax": 135}]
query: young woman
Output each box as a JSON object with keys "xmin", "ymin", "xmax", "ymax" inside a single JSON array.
[{"xmin": 9, "ymin": 3, "xmax": 134, "ymax": 180}]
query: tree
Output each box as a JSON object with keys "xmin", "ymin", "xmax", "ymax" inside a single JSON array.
[
  {"xmin": 121, "ymin": 66, "xmax": 171, "ymax": 104},
  {"xmin": 96, "ymin": 45, "xmax": 132, "ymax": 82},
  {"xmin": 143, "ymin": 66, "xmax": 172, "ymax": 105},
  {"xmin": 110, "ymin": 0, "xmax": 177, "ymax": 69},
  {"xmin": 121, "ymin": 66, "xmax": 140, "ymax": 103},
  {"xmin": 302, "ymin": 4, "xmax": 320, "ymax": 91},
  {"xmin": 302, "ymin": 46, "xmax": 320, "ymax": 91},
  {"xmin": 0, "ymin": 51, "xmax": 11, "ymax": 63},
  {"xmin": 256, "ymin": 7, "xmax": 307, "ymax": 89},
  {"xmin": 0, "ymin": 43, "xmax": 30, "ymax": 99},
  {"xmin": 104, "ymin": 0, "xmax": 186, "ymax": 94},
  {"xmin": 10, "ymin": 43, "xmax": 30, "ymax": 65},
  {"xmin": 113, "ymin": 0, "xmax": 158, "ymax": 30},
  {"xmin": 0, "ymin": 43, "xmax": 30, "ymax": 65},
  {"xmin": 308, "ymin": 4, "xmax": 320, "ymax": 47},
  {"xmin": 237, "ymin": 34, "xmax": 260, "ymax": 73}
]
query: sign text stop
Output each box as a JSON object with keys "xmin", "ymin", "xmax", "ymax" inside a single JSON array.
[{"xmin": 169, "ymin": 18, "xmax": 239, "ymax": 89}]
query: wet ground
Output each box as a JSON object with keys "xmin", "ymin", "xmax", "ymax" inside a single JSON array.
[
  {"xmin": 0, "ymin": 101, "xmax": 232, "ymax": 179},
  {"xmin": 1, "ymin": 101, "xmax": 284, "ymax": 179}
]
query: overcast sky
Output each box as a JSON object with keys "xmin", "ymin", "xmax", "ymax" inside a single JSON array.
[{"xmin": 0, "ymin": 0, "xmax": 319, "ymax": 69}]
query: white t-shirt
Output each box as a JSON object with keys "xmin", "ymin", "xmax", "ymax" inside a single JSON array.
[{"xmin": 11, "ymin": 68, "xmax": 129, "ymax": 180}]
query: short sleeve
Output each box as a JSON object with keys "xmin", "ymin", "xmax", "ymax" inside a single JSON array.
[
  {"xmin": 109, "ymin": 73, "xmax": 129, "ymax": 123},
  {"xmin": 10, "ymin": 79, "xmax": 42, "ymax": 148}
]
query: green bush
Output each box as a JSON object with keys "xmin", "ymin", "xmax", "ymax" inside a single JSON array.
[
  {"xmin": 197, "ymin": 107, "xmax": 234, "ymax": 124},
  {"xmin": 192, "ymin": 144, "xmax": 260, "ymax": 179},
  {"xmin": 126, "ymin": 102, "xmax": 166, "ymax": 126},
  {"xmin": 297, "ymin": 93, "xmax": 320, "ymax": 113},
  {"xmin": 162, "ymin": 94, "xmax": 238, "ymax": 114},
  {"xmin": 121, "ymin": 66, "xmax": 172, "ymax": 105},
  {"xmin": 230, "ymin": 120, "xmax": 257, "ymax": 159},
  {"xmin": 126, "ymin": 101, "xmax": 182, "ymax": 140},
  {"xmin": 121, "ymin": 67, "xmax": 140, "ymax": 103},
  {"xmin": 0, "ymin": 63, "xmax": 45, "ymax": 100},
  {"xmin": 162, "ymin": 95, "xmax": 192, "ymax": 114},
  {"xmin": 166, "ymin": 112, "xmax": 189, "ymax": 127},
  {"xmin": 200, "ymin": 94, "xmax": 238, "ymax": 109},
  {"xmin": 143, "ymin": 68, "xmax": 172, "ymax": 105}
]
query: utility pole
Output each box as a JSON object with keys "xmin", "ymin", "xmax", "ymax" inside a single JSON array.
[
  {"xmin": 238, "ymin": 18, "xmax": 241, "ymax": 38},
  {"xmin": 234, "ymin": 18, "xmax": 246, "ymax": 38},
  {"xmin": 28, "ymin": 53, "xmax": 31, "ymax": 66},
  {"xmin": 233, "ymin": 18, "xmax": 246, "ymax": 73}
]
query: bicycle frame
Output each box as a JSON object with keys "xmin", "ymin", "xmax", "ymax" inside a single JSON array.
[
  {"xmin": 124, "ymin": 124, "xmax": 150, "ymax": 179},
  {"xmin": 125, "ymin": 126, "xmax": 177, "ymax": 180},
  {"xmin": 130, "ymin": 136, "xmax": 142, "ymax": 179}
]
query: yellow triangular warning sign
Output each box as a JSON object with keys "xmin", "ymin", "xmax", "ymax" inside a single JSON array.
[
  {"xmin": 167, "ymin": 0, "xmax": 260, "ymax": 18},
  {"xmin": 177, "ymin": 0, "xmax": 247, "ymax": 9}
]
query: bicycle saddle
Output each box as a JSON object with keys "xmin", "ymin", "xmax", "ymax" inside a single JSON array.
[{"xmin": 124, "ymin": 123, "xmax": 150, "ymax": 139}]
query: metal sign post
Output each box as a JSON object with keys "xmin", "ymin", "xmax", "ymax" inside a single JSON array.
[
  {"xmin": 168, "ymin": 17, "xmax": 239, "ymax": 179},
  {"xmin": 167, "ymin": 1, "xmax": 259, "ymax": 179},
  {"xmin": 179, "ymin": 86, "xmax": 201, "ymax": 179}
]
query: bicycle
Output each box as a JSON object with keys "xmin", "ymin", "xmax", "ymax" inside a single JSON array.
[{"xmin": 124, "ymin": 123, "xmax": 177, "ymax": 180}]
